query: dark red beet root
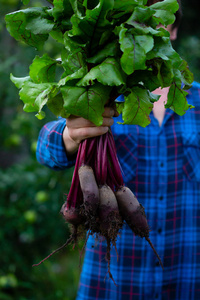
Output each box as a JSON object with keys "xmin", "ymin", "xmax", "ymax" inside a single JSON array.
[
  {"xmin": 60, "ymin": 202, "xmax": 84, "ymax": 226},
  {"xmin": 115, "ymin": 187, "xmax": 149, "ymax": 237},
  {"xmin": 98, "ymin": 185, "xmax": 123, "ymax": 285},
  {"xmin": 115, "ymin": 186, "xmax": 163, "ymax": 270},
  {"xmin": 78, "ymin": 165, "xmax": 99, "ymax": 218},
  {"xmin": 98, "ymin": 185, "xmax": 123, "ymax": 239}
]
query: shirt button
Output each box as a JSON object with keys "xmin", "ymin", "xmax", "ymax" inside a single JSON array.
[
  {"xmin": 160, "ymin": 162, "xmax": 164, "ymax": 167},
  {"xmin": 159, "ymin": 195, "xmax": 163, "ymax": 201},
  {"xmin": 158, "ymin": 228, "xmax": 162, "ymax": 234}
]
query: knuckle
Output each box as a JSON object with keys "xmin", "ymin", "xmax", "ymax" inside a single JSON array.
[
  {"xmin": 110, "ymin": 108, "xmax": 115, "ymax": 116},
  {"xmin": 67, "ymin": 127, "xmax": 74, "ymax": 139},
  {"xmin": 103, "ymin": 117, "xmax": 114, "ymax": 126},
  {"xmin": 100, "ymin": 126, "xmax": 108, "ymax": 134},
  {"xmin": 108, "ymin": 107, "xmax": 115, "ymax": 116},
  {"xmin": 68, "ymin": 128, "xmax": 81, "ymax": 144},
  {"xmin": 79, "ymin": 128, "xmax": 89, "ymax": 138},
  {"xmin": 109, "ymin": 118, "xmax": 114, "ymax": 126},
  {"xmin": 103, "ymin": 107, "xmax": 114, "ymax": 117}
]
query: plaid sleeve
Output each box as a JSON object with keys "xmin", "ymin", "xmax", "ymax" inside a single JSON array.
[{"xmin": 36, "ymin": 117, "xmax": 76, "ymax": 170}]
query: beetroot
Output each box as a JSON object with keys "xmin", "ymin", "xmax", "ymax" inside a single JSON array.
[
  {"xmin": 98, "ymin": 185, "xmax": 122, "ymax": 238},
  {"xmin": 115, "ymin": 186, "xmax": 163, "ymax": 269},
  {"xmin": 33, "ymin": 129, "xmax": 163, "ymax": 282},
  {"xmin": 98, "ymin": 184, "xmax": 123, "ymax": 284},
  {"xmin": 60, "ymin": 203, "xmax": 84, "ymax": 226},
  {"xmin": 78, "ymin": 165, "xmax": 99, "ymax": 225}
]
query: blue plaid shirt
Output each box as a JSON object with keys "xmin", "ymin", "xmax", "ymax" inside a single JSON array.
[{"xmin": 37, "ymin": 82, "xmax": 200, "ymax": 300}]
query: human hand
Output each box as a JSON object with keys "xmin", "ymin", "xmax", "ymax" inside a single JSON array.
[{"xmin": 63, "ymin": 107, "xmax": 118, "ymax": 156}]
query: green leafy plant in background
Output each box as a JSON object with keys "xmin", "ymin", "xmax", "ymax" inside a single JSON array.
[
  {"xmin": 0, "ymin": 158, "xmax": 81, "ymax": 300},
  {"xmin": 1, "ymin": 2, "xmax": 82, "ymax": 299},
  {"xmin": 6, "ymin": 0, "xmax": 194, "ymax": 128}
]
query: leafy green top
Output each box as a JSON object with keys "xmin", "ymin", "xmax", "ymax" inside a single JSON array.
[{"xmin": 5, "ymin": 0, "xmax": 194, "ymax": 127}]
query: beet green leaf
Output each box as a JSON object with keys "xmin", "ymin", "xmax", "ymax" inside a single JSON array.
[
  {"xmin": 29, "ymin": 54, "xmax": 58, "ymax": 83},
  {"xmin": 61, "ymin": 83, "xmax": 111, "ymax": 126},
  {"xmin": 77, "ymin": 58, "xmax": 126, "ymax": 86},
  {"xmin": 150, "ymin": 0, "xmax": 179, "ymax": 26},
  {"xmin": 6, "ymin": 0, "xmax": 194, "ymax": 126},
  {"xmin": 69, "ymin": 0, "xmax": 114, "ymax": 56},
  {"xmin": 121, "ymin": 87, "xmax": 158, "ymax": 127},
  {"xmin": 19, "ymin": 81, "xmax": 54, "ymax": 117},
  {"xmin": 166, "ymin": 83, "xmax": 194, "ymax": 114},
  {"xmin": 5, "ymin": 8, "xmax": 54, "ymax": 50}
]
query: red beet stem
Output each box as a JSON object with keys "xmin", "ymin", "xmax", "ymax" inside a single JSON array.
[
  {"xmin": 66, "ymin": 142, "xmax": 83, "ymax": 209},
  {"xmin": 107, "ymin": 131, "xmax": 124, "ymax": 187},
  {"xmin": 79, "ymin": 138, "xmax": 87, "ymax": 166},
  {"xmin": 66, "ymin": 136, "xmax": 97, "ymax": 209},
  {"xmin": 85, "ymin": 138, "xmax": 97, "ymax": 166},
  {"xmin": 107, "ymin": 159, "xmax": 121, "ymax": 189},
  {"xmin": 97, "ymin": 135, "xmax": 103, "ymax": 184},
  {"xmin": 102, "ymin": 133, "xmax": 108, "ymax": 184}
]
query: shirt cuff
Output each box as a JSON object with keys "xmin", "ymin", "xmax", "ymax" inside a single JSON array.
[{"xmin": 36, "ymin": 118, "xmax": 76, "ymax": 170}]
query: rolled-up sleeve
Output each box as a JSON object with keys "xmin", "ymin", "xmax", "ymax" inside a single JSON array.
[{"xmin": 36, "ymin": 117, "xmax": 76, "ymax": 170}]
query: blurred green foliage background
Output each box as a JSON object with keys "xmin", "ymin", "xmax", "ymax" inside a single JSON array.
[{"xmin": 0, "ymin": 0, "xmax": 200, "ymax": 299}]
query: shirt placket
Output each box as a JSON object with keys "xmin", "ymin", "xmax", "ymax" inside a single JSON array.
[{"xmin": 154, "ymin": 122, "xmax": 168, "ymax": 299}]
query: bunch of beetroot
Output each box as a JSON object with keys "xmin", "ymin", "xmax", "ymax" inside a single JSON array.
[
  {"xmin": 7, "ymin": 0, "xmax": 193, "ymax": 283},
  {"xmin": 33, "ymin": 129, "xmax": 163, "ymax": 284}
]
